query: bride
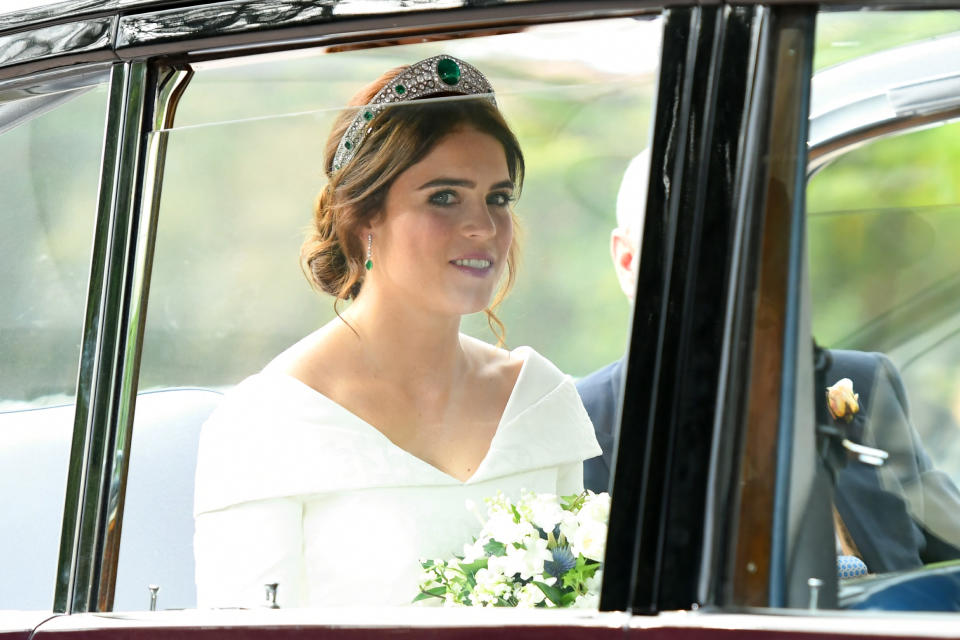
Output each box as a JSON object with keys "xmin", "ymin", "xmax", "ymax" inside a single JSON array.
[{"xmin": 193, "ymin": 55, "xmax": 601, "ymax": 608}]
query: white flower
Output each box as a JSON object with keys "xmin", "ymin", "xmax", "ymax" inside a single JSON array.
[
  {"xmin": 558, "ymin": 511, "xmax": 579, "ymax": 543},
  {"xmin": 827, "ymin": 377, "xmax": 860, "ymax": 423},
  {"xmin": 577, "ymin": 492, "xmax": 611, "ymax": 527},
  {"xmin": 498, "ymin": 536, "xmax": 553, "ymax": 580},
  {"xmin": 586, "ymin": 569, "xmax": 604, "ymax": 595},
  {"xmin": 462, "ymin": 540, "xmax": 486, "ymax": 563},
  {"xmin": 571, "ymin": 520, "xmax": 607, "ymax": 562},
  {"xmin": 572, "ymin": 592, "xmax": 600, "ymax": 609},
  {"xmin": 484, "ymin": 511, "xmax": 535, "ymax": 545},
  {"xmin": 516, "ymin": 583, "xmax": 546, "ymax": 608},
  {"xmin": 473, "ymin": 567, "xmax": 511, "ymax": 606},
  {"xmin": 526, "ymin": 493, "xmax": 564, "ymax": 532}
]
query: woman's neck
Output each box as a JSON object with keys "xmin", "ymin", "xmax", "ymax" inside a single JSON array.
[{"xmin": 339, "ymin": 291, "xmax": 468, "ymax": 386}]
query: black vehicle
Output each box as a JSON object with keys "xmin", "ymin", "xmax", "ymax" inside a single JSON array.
[{"xmin": 3, "ymin": 0, "xmax": 960, "ymax": 638}]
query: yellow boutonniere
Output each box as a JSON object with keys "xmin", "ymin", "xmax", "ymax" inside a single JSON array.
[{"xmin": 826, "ymin": 378, "xmax": 860, "ymax": 423}]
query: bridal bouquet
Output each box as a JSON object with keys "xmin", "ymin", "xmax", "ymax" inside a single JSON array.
[{"xmin": 416, "ymin": 490, "xmax": 609, "ymax": 608}]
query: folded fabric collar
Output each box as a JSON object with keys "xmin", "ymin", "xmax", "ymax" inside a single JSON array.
[{"xmin": 195, "ymin": 346, "xmax": 600, "ymax": 515}]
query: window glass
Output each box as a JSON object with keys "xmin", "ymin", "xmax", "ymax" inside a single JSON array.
[
  {"xmin": 815, "ymin": 10, "xmax": 960, "ymax": 70},
  {"xmin": 808, "ymin": 14, "xmax": 960, "ymax": 611},
  {"xmin": 117, "ymin": 17, "xmax": 661, "ymax": 611},
  {"xmin": 0, "ymin": 79, "xmax": 108, "ymax": 610}
]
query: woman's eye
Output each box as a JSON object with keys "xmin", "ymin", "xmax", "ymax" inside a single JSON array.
[
  {"xmin": 428, "ymin": 190, "xmax": 459, "ymax": 206},
  {"xmin": 487, "ymin": 192, "xmax": 514, "ymax": 207}
]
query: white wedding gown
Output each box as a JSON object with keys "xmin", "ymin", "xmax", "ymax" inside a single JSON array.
[{"xmin": 193, "ymin": 345, "xmax": 601, "ymax": 608}]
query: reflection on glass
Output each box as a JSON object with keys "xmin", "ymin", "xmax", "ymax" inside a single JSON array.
[
  {"xmin": 0, "ymin": 83, "xmax": 107, "ymax": 610},
  {"xmin": 815, "ymin": 12, "xmax": 960, "ymax": 70},
  {"xmin": 808, "ymin": 101, "xmax": 960, "ymax": 608}
]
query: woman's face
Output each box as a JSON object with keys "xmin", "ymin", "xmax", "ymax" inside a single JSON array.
[{"xmin": 366, "ymin": 126, "xmax": 514, "ymax": 317}]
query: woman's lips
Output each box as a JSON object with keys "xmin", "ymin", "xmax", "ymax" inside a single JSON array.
[{"xmin": 450, "ymin": 256, "xmax": 494, "ymax": 277}]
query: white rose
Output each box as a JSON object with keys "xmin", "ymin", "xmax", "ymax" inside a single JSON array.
[
  {"xmin": 577, "ymin": 492, "xmax": 611, "ymax": 527},
  {"xmin": 571, "ymin": 520, "xmax": 607, "ymax": 562}
]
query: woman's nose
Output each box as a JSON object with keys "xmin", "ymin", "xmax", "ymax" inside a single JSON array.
[{"xmin": 462, "ymin": 198, "xmax": 497, "ymax": 237}]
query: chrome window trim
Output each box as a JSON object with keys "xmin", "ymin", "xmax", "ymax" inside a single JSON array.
[
  {"xmin": 0, "ymin": 0, "xmax": 116, "ymax": 32},
  {"xmin": 56, "ymin": 60, "xmax": 153, "ymax": 614},
  {"xmin": 0, "ymin": 61, "xmax": 111, "ymax": 98},
  {"xmin": 0, "ymin": 0, "xmax": 658, "ymax": 80},
  {"xmin": 808, "ymin": 32, "xmax": 960, "ymax": 174},
  {"xmin": 0, "ymin": 62, "xmax": 111, "ymax": 135},
  {"xmin": 0, "ymin": 17, "xmax": 115, "ymax": 74},
  {"xmin": 113, "ymin": 0, "xmax": 653, "ymax": 58}
]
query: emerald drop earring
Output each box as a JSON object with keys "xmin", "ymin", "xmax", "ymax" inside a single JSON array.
[{"xmin": 365, "ymin": 234, "xmax": 373, "ymax": 271}]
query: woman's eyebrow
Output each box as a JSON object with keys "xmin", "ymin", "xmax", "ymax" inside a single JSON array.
[
  {"xmin": 417, "ymin": 178, "xmax": 514, "ymax": 191},
  {"xmin": 417, "ymin": 178, "xmax": 475, "ymax": 190}
]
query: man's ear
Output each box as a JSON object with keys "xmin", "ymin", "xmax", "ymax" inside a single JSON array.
[{"xmin": 610, "ymin": 227, "xmax": 638, "ymax": 302}]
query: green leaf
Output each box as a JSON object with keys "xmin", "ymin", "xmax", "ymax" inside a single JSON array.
[
  {"xmin": 460, "ymin": 558, "xmax": 488, "ymax": 574},
  {"xmin": 459, "ymin": 558, "xmax": 487, "ymax": 588},
  {"xmin": 533, "ymin": 581, "xmax": 566, "ymax": 606},
  {"xmin": 562, "ymin": 556, "xmax": 601, "ymax": 591},
  {"xmin": 413, "ymin": 586, "xmax": 447, "ymax": 602},
  {"xmin": 484, "ymin": 540, "xmax": 507, "ymax": 556},
  {"xmin": 560, "ymin": 591, "xmax": 579, "ymax": 606},
  {"xmin": 560, "ymin": 491, "xmax": 588, "ymax": 512}
]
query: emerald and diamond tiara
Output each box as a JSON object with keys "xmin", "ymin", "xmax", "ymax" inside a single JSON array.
[{"xmin": 332, "ymin": 55, "xmax": 496, "ymax": 172}]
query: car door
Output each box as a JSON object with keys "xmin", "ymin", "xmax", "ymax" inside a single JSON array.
[
  {"xmin": 2, "ymin": 0, "xmax": 666, "ymax": 632},
  {"xmin": 0, "ymin": 45, "xmax": 112, "ymax": 636}
]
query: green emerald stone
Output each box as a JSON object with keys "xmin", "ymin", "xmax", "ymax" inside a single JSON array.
[
  {"xmin": 364, "ymin": 259, "xmax": 373, "ymax": 271},
  {"xmin": 363, "ymin": 110, "xmax": 374, "ymax": 121},
  {"xmin": 395, "ymin": 84, "xmax": 406, "ymax": 95},
  {"xmin": 344, "ymin": 140, "xmax": 353, "ymax": 150},
  {"xmin": 437, "ymin": 58, "xmax": 460, "ymax": 86}
]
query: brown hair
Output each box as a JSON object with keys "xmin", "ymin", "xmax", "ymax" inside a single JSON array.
[{"xmin": 300, "ymin": 64, "xmax": 525, "ymax": 344}]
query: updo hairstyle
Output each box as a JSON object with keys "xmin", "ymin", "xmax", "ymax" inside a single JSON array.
[{"xmin": 300, "ymin": 64, "xmax": 525, "ymax": 342}]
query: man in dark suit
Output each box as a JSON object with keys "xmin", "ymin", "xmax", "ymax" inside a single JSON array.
[
  {"xmin": 576, "ymin": 151, "xmax": 960, "ymax": 574},
  {"xmin": 827, "ymin": 350, "xmax": 960, "ymax": 572}
]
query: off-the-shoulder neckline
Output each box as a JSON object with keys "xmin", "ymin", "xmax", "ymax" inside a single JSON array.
[{"xmin": 264, "ymin": 346, "xmax": 535, "ymax": 485}]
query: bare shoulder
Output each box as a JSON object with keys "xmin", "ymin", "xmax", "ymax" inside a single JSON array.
[
  {"xmin": 270, "ymin": 321, "xmax": 356, "ymax": 394},
  {"xmin": 460, "ymin": 334, "xmax": 523, "ymax": 388}
]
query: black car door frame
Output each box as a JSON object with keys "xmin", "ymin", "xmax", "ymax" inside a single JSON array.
[{"xmin": 0, "ymin": 0, "xmax": 830, "ymax": 619}]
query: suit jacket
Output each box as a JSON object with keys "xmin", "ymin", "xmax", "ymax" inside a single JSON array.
[
  {"xmin": 576, "ymin": 359, "xmax": 624, "ymax": 494},
  {"xmin": 827, "ymin": 350, "xmax": 960, "ymax": 573},
  {"xmin": 576, "ymin": 350, "xmax": 960, "ymax": 573}
]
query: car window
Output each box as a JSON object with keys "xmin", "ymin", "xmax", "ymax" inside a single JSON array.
[
  {"xmin": 0, "ymin": 74, "xmax": 109, "ymax": 610},
  {"xmin": 806, "ymin": 12, "xmax": 960, "ymax": 611},
  {"xmin": 114, "ymin": 16, "xmax": 661, "ymax": 611}
]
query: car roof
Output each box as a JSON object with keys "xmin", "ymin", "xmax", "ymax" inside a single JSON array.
[{"xmin": 1, "ymin": 0, "xmax": 957, "ymax": 38}]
